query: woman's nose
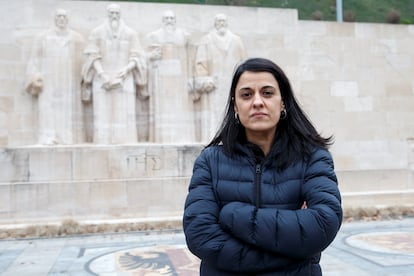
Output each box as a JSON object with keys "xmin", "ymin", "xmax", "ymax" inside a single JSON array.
[{"xmin": 252, "ymin": 93, "xmax": 264, "ymax": 107}]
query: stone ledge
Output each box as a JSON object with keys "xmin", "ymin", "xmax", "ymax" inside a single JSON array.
[
  {"xmin": 1, "ymin": 205, "xmax": 413, "ymax": 240},
  {"xmin": 342, "ymin": 190, "xmax": 414, "ymax": 208}
]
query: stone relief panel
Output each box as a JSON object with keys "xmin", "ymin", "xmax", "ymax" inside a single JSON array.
[
  {"xmin": 81, "ymin": 3, "xmax": 148, "ymax": 144},
  {"xmin": 23, "ymin": 5, "xmax": 249, "ymax": 146},
  {"xmin": 192, "ymin": 13, "xmax": 247, "ymax": 142},
  {"xmin": 25, "ymin": 9, "xmax": 85, "ymax": 145}
]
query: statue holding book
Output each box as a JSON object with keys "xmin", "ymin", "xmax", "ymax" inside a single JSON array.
[{"xmin": 81, "ymin": 3, "xmax": 147, "ymax": 144}]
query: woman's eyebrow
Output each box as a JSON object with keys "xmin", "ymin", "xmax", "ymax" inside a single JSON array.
[
  {"xmin": 237, "ymin": 87, "xmax": 252, "ymax": 91},
  {"xmin": 237, "ymin": 85, "xmax": 277, "ymax": 92},
  {"xmin": 261, "ymin": 85, "xmax": 276, "ymax": 90}
]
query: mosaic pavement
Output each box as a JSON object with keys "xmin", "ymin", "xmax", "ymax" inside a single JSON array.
[{"xmin": 0, "ymin": 219, "xmax": 413, "ymax": 275}]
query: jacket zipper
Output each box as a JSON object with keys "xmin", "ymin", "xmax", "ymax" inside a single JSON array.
[{"xmin": 255, "ymin": 163, "xmax": 262, "ymax": 208}]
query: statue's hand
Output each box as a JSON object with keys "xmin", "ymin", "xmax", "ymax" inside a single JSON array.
[
  {"xmin": 26, "ymin": 75, "xmax": 43, "ymax": 96},
  {"xmin": 194, "ymin": 76, "xmax": 216, "ymax": 94},
  {"xmin": 149, "ymin": 45, "xmax": 162, "ymax": 61},
  {"xmin": 98, "ymin": 73, "xmax": 111, "ymax": 90},
  {"xmin": 32, "ymin": 77, "xmax": 43, "ymax": 90},
  {"xmin": 117, "ymin": 67, "xmax": 129, "ymax": 80},
  {"xmin": 203, "ymin": 80, "xmax": 215, "ymax": 93}
]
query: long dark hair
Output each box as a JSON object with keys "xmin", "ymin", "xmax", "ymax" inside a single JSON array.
[{"xmin": 207, "ymin": 57, "xmax": 333, "ymax": 169}]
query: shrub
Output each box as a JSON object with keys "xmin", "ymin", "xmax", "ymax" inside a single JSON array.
[
  {"xmin": 386, "ymin": 8, "xmax": 401, "ymax": 24},
  {"xmin": 312, "ymin": 10, "xmax": 324, "ymax": 21},
  {"xmin": 344, "ymin": 10, "xmax": 356, "ymax": 22},
  {"xmin": 224, "ymin": 0, "xmax": 246, "ymax": 5},
  {"xmin": 59, "ymin": 218, "xmax": 81, "ymax": 235}
]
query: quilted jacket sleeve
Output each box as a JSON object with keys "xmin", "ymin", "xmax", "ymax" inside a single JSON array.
[
  {"xmin": 183, "ymin": 148, "xmax": 296, "ymax": 273},
  {"xmin": 219, "ymin": 148, "xmax": 342, "ymax": 259}
]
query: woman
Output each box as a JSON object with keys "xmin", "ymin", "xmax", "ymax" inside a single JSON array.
[{"xmin": 183, "ymin": 57, "xmax": 342, "ymax": 275}]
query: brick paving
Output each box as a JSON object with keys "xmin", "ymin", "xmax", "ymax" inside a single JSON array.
[{"xmin": 0, "ymin": 218, "xmax": 413, "ymax": 275}]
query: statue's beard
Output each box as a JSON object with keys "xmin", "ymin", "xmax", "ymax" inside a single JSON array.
[
  {"xmin": 163, "ymin": 25, "xmax": 176, "ymax": 42},
  {"xmin": 165, "ymin": 25, "xmax": 175, "ymax": 32},
  {"xmin": 217, "ymin": 27, "xmax": 227, "ymax": 36},
  {"xmin": 110, "ymin": 19, "xmax": 119, "ymax": 30}
]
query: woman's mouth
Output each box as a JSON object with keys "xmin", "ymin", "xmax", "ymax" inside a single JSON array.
[{"xmin": 251, "ymin": 112, "xmax": 267, "ymax": 118}]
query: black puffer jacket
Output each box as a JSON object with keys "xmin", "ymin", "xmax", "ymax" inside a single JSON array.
[{"xmin": 183, "ymin": 144, "xmax": 342, "ymax": 275}]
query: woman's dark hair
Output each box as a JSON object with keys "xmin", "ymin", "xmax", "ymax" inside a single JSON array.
[{"xmin": 207, "ymin": 57, "xmax": 333, "ymax": 169}]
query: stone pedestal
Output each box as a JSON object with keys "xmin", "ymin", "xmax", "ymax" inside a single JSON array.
[{"xmin": 0, "ymin": 144, "xmax": 203, "ymax": 223}]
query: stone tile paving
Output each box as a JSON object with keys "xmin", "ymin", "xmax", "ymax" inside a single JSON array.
[
  {"xmin": 0, "ymin": 219, "xmax": 413, "ymax": 275},
  {"xmin": 322, "ymin": 218, "xmax": 414, "ymax": 276}
]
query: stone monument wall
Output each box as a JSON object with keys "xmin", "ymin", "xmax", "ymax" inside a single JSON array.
[{"xmin": 1, "ymin": 0, "xmax": 414, "ymax": 223}]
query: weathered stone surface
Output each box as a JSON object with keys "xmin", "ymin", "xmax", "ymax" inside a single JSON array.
[{"xmin": 1, "ymin": 0, "xmax": 414, "ymax": 223}]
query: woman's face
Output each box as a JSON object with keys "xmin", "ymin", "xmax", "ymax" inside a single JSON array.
[{"xmin": 234, "ymin": 71, "xmax": 284, "ymax": 140}]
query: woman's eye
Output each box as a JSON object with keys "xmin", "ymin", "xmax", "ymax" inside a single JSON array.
[
  {"xmin": 263, "ymin": 90, "xmax": 274, "ymax": 97},
  {"xmin": 241, "ymin": 92, "xmax": 251, "ymax": 98}
]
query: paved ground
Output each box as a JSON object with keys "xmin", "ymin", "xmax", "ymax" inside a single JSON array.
[{"xmin": 0, "ymin": 218, "xmax": 413, "ymax": 275}]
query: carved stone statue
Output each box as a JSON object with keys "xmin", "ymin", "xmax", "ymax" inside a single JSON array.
[
  {"xmin": 145, "ymin": 10, "xmax": 194, "ymax": 143},
  {"xmin": 193, "ymin": 13, "xmax": 247, "ymax": 142},
  {"xmin": 25, "ymin": 9, "xmax": 85, "ymax": 145},
  {"xmin": 81, "ymin": 3, "xmax": 147, "ymax": 144}
]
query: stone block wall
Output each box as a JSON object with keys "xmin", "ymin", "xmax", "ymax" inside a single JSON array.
[
  {"xmin": 1, "ymin": 1, "xmax": 413, "ymax": 167},
  {"xmin": 0, "ymin": 144, "xmax": 202, "ymax": 221},
  {"xmin": 1, "ymin": 0, "xmax": 414, "ymax": 222}
]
